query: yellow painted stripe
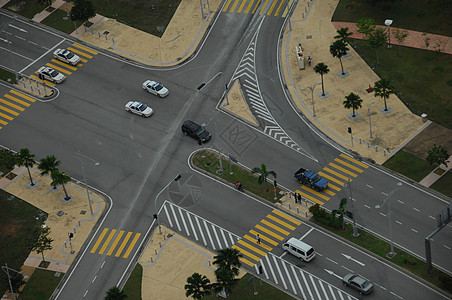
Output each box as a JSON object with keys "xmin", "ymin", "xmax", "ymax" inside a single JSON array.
[
  {"xmin": 46, "ymin": 63, "xmax": 72, "ymax": 75},
  {"xmin": 79, "ymin": 58, "xmax": 88, "ymax": 63},
  {"xmin": 300, "ymin": 185, "xmax": 330, "ymax": 200},
  {"xmin": 51, "ymin": 59, "xmax": 78, "ymax": 70},
  {"xmin": 327, "ymin": 183, "xmax": 342, "ymax": 191},
  {"xmin": 223, "ymin": 0, "xmax": 234, "ymax": 11},
  {"xmin": 275, "ymin": 0, "xmax": 287, "ymax": 16},
  {"xmin": 0, "ymin": 112, "xmax": 14, "ymax": 121},
  {"xmin": 237, "ymin": 0, "xmax": 248, "ymax": 13},
  {"xmin": 255, "ymin": 225, "xmax": 283, "ymax": 241},
  {"xmin": 340, "ymin": 153, "xmax": 368, "ymax": 168},
  {"xmin": 329, "ymin": 163, "xmax": 358, "ymax": 178},
  {"xmin": 273, "ymin": 210, "xmax": 301, "ymax": 225},
  {"xmin": 249, "ymin": 229, "xmax": 279, "ymax": 246},
  {"xmin": 244, "ymin": 0, "xmax": 255, "ymax": 13},
  {"xmin": 239, "ymin": 256, "xmax": 255, "ymax": 267},
  {"xmin": 5, "ymin": 94, "xmax": 31, "ymax": 106},
  {"xmin": 252, "ymin": 0, "xmax": 261, "ymax": 14},
  {"xmin": 29, "ymin": 74, "xmax": 56, "ymax": 86},
  {"xmin": 323, "ymin": 167, "xmax": 349, "ymax": 181},
  {"xmin": 243, "ymin": 235, "xmax": 272, "ymax": 251},
  {"xmin": 99, "ymin": 229, "xmax": 117, "ymax": 254},
  {"xmin": 0, "ymin": 104, "xmax": 19, "ymax": 116},
  {"xmin": 0, "ymin": 98, "xmax": 24, "ymax": 111},
  {"xmin": 91, "ymin": 228, "xmax": 109, "ymax": 253},
  {"xmin": 0, "ymin": 126, "xmax": 2, "ymax": 130},
  {"xmin": 260, "ymin": 0, "xmax": 269, "ymax": 14},
  {"xmin": 318, "ymin": 171, "xmax": 345, "ymax": 186},
  {"xmin": 230, "ymin": 0, "xmax": 240, "ymax": 11},
  {"xmin": 261, "ymin": 219, "xmax": 290, "ymax": 235},
  {"xmin": 267, "ymin": 214, "xmax": 295, "ymax": 231},
  {"xmin": 115, "ymin": 231, "xmax": 132, "ymax": 257},
  {"xmin": 237, "ymin": 239, "xmax": 267, "ymax": 256},
  {"xmin": 10, "ymin": 90, "xmax": 36, "ymax": 103},
  {"xmin": 67, "ymin": 47, "xmax": 93, "ymax": 59},
  {"xmin": 295, "ymin": 190, "xmax": 324, "ymax": 205},
  {"xmin": 123, "ymin": 233, "xmax": 141, "ymax": 258},
  {"xmin": 334, "ymin": 158, "xmax": 364, "ymax": 173},
  {"xmin": 324, "ymin": 189, "xmax": 336, "ymax": 196},
  {"xmin": 267, "ymin": 0, "xmax": 279, "ymax": 15},
  {"xmin": 232, "ymin": 245, "xmax": 260, "ymax": 262},
  {"xmin": 107, "ymin": 230, "xmax": 124, "ymax": 256},
  {"xmin": 72, "ymin": 43, "xmax": 98, "ymax": 55},
  {"xmin": 0, "ymin": 119, "xmax": 7, "ymax": 125}
]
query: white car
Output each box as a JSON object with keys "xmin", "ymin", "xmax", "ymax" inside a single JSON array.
[
  {"xmin": 142, "ymin": 80, "xmax": 169, "ymax": 98},
  {"xmin": 125, "ymin": 101, "xmax": 154, "ymax": 117},
  {"xmin": 38, "ymin": 67, "xmax": 66, "ymax": 83},
  {"xmin": 53, "ymin": 49, "xmax": 81, "ymax": 66}
]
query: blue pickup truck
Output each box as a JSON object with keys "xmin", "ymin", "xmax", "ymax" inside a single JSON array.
[{"xmin": 294, "ymin": 168, "xmax": 329, "ymax": 191}]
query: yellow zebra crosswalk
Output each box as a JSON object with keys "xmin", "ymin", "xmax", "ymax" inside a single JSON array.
[
  {"xmin": 0, "ymin": 90, "xmax": 37, "ymax": 130},
  {"xmin": 223, "ymin": 0, "xmax": 290, "ymax": 17},
  {"xmin": 89, "ymin": 228, "xmax": 141, "ymax": 259}
]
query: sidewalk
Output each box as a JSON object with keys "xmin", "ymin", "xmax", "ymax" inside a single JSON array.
[{"xmin": 419, "ymin": 155, "xmax": 452, "ymax": 188}]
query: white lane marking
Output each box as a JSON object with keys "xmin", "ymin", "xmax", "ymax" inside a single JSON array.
[
  {"xmin": 220, "ymin": 228, "xmax": 228, "ymax": 247},
  {"xmin": 282, "ymin": 261, "xmax": 296, "ymax": 294},
  {"xmin": 264, "ymin": 255, "xmax": 274, "ymax": 282},
  {"xmin": 364, "ymin": 205, "xmax": 371, "ymax": 209},
  {"xmin": 382, "ymin": 192, "xmax": 388, "ymax": 196},
  {"xmin": 169, "ymin": 204, "xmax": 181, "ymax": 231},
  {"xmin": 341, "ymin": 253, "xmax": 365, "ymax": 266},
  {"xmin": 0, "ymin": 45, "xmax": 34, "ymax": 61},
  {"xmin": 228, "ymin": 232, "xmax": 235, "ymax": 246},
  {"xmin": 379, "ymin": 212, "xmax": 386, "ymax": 217},
  {"xmin": 413, "ymin": 207, "xmax": 420, "ymax": 212},
  {"xmin": 272, "ymin": 255, "xmax": 286, "ymax": 289},
  {"xmin": 178, "ymin": 207, "xmax": 189, "ymax": 236},
  {"xmin": 299, "ymin": 270, "xmax": 313, "ymax": 300},
  {"xmin": 300, "ymin": 228, "xmax": 314, "ymax": 240},
  {"xmin": 444, "ymin": 245, "xmax": 451, "ymax": 250},
  {"xmin": 203, "ymin": 220, "xmax": 215, "ymax": 250},
  {"xmin": 397, "ymin": 200, "xmax": 404, "ymax": 204},
  {"xmin": 326, "ymin": 257, "xmax": 338, "ymax": 264},
  {"xmin": 291, "ymin": 264, "xmax": 306, "ymax": 299},
  {"xmin": 100, "ymin": 261, "xmax": 105, "ymax": 268},
  {"xmin": 212, "ymin": 226, "xmax": 222, "ymax": 249},
  {"xmin": 318, "ymin": 280, "xmax": 329, "ymax": 300},
  {"xmin": 83, "ymin": 290, "xmax": 88, "ymax": 297},
  {"xmin": 163, "ymin": 205, "xmax": 173, "ymax": 228},
  {"xmin": 328, "ymin": 284, "xmax": 338, "ymax": 300},
  {"xmin": 280, "ymin": 251, "xmax": 288, "ymax": 258},
  {"xmin": 411, "ymin": 228, "xmax": 418, "ymax": 233},
  {"xmin": 195, "ymin": 216, "xmax": 207, "ymax": 246},
  {"xmin": 429, "ymin": 215, "xmax": 436, "ymax": 220},
  {"xmin": 390, "ymin": 291, "xmax": 404, "ymax": 299},
  {"xmin": 92, "ymin": 276, "xmax": 97, "ymax": 283},
  {"xmin": 15, "ymin": 35, "xmax": 25, "ymax": 40},
  {"xmin": 9, "ymin": 24, "xmax": 27, "ymax": 32},
  {"xmin": 187, "ymin": 214, "xmax": 198, "ymax": 241},
  {"xmin": 396, "ymin": 220, "xmax": 403, "ymax": 225},
  {"xmin": 366, "ymin": 184, "xmax": 373, "ymax": 188},
  {"xmin": 20, "ymin": 38, "xmax": 65, "ymax": 73},
  {"xmin": 341, "ymin": 265, "xmax": 354, "ymax": 273},
  {"xmin": 29, "ymin": 41, "xmax": 38, "ymax": 46}
]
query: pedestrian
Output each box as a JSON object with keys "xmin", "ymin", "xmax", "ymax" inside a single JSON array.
[
  {"xmin": 307, "ymin": 56, "xmax": 312, "ymax": 66},
  {"xmin": 256, "ymin": 234, "xmax": 261, "ymax": 244}
]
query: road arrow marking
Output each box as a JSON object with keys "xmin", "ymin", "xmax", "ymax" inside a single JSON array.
[
  {"xmin": 342, "ymin": 253, "xmax": 365, "ymax": 266},
  {"xmin": 324, "ymin": 269, "xmax": 342, "ymax": 280}
]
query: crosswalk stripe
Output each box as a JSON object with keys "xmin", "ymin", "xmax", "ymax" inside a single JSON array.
[
  {"xmin": 239, "ymin": 256, "xmax": 255, "ymax": 267},
  {"xmin": 72, "ymin": 43, "xmax": 98, "ymax": 55},
  {"xmin": 5, "ymin": 94, "xmax": 31, "ymax": 106},
  {"xmin": 260, "ymin": 0, "xmax": 269, "ymax": 14},
  {"xmin": 170, "ymin": 204, "xmax": 181, "ymax": 231},
  {"xmin": 195, "ymin": 216, "xmax": 207, "ymax": 246},
  {"xmin": 295, "ymin": 189, "xmax": 324, "ymax": 205},
  {"xmin": 273, "ymin": 210, "xmax": 301, "ymax": 225},
  {"xmin": 255, "ymin": 224, "xmax": 283, "ymax": 241},
  {"xmin": 310, "ymin": 275, "xmax": 322, "ymax": 299},
  {"xmin": 79, "ymin": 58, "xmax": 88, "ymax": 63},
  {"xmin": 250, "ymin": 229, "xmax": 279, "ymax": 246},
  {"xmin": 67, "ymin": 47, "xmax": 93, "ymax": 59},
  {"xmin": 115, "ymin": 231, "xmax": 132, "ymax": 257},
  {"xmin": 0, "ymin": 119, "xmax": 7, "ymax": 125},
  {"xmin": 163, "ymin": 204, "xmax": 173, "ymax": 227},
  {"xmin": 10, "ymin": 90, "xmax": 36, "ymax": 103},
  {"xmin": 0, "ymin": 104, "xmax": 19, "ymax": 116},
  {"xmin": 300, "ymin": 186, "xmax": 330, "ymax": 200},
  {"xmin": 0, "ymin": 98, "xmax": 24, "ymax": 111},
  {"xmin": 267, "ymin": 214, "xmax": 296, "ymax": 230},
  {"xmin": 187, "ymin": 214, "xmax": 198, "ymax": 241},
  {"xmin": 328, "ymin": 285, "xmax": 337, "ymax": 300},
  {"xmin": 334, "ymin": 158, "xmax": 364, "ymax": 173},
  {"xmin": 232, "ymin": 245, "xmax": 260, "ymax": 262},
  {"xmin": 329, "ymin": 163, "xmax": 358, "ymax": 178},
  {"xmin": 243, "ymin": 234, "xmax": 272, "ymax": 251},
  {"xmin": 264, "ymin": 255, "xmax": 275, "ymax": 282},
  {"xmin": 261, "ymin": 219, "xmax": 290, "ymax": 235},
  {"xmin": 318, "ymin": 171, "xmax": 345, "ymax": 186},
  {"xmin": 267, "ymin": 0, "xmax": 279, "ymax": 15},
  {"xmin": 107, "ymin": 230, "xmax": 124, "ymax": 256},
  {"xmin": 244, "ymin": 0, "xmax": 255, "ymax": 13},
  {"xmin": 123, "ymin": 233, "xmax": 141, "ymax": 258},
  {"xmin": 300, "ymin": 270, "xmax": 313, "ymax": 299},
  {"xmin": 318, "ymin": 280, "xmax": 328, "ymax": 300},
  {"xmin": 230, "ymin": 0, "xmax": 240, "ymax": 11},
  {"xmin": 252, "ymin": 0, "xmax": 260, "ymax": 13},
  {"xmin": 46, "ymin": 63, "xmax": 72, "ymax": 75},
  {"xmin": 220, "ymin": 228, "xmax": 228, "ymax": 247},
  {"xmin": 323, "ymin": 189, "xmax": 336, "ymax": 196},
  {"xmin": 51, "ymin": 59, "xmax": 78, "ymax": 70},
  {"xmin": 91, "ymin": 228, "xmax": 109, "ymax": 253},
  {"xmin": 327, "ymin": 183, "xmax": 342, "ymax": 191},
  {"xmin": 323, "ymin": 167, "xmax": 349, "ymax": 181},
  {"xmin": 237, "ymin": 239, "xmax": 267, "ymax": 256},
  {"xmin": 178, "ymin": 207, "xmax": 190, "ymax": 236},
  {"xmin": 340, "ymin": 153, "xmax": 368, "ymax": 168},
  {"xmin": 99, "ymin": 229, "xmax": 116, "ymax": 254},
  {"xmin": 0, "ymin": 112, "xmax": 14, "ymax": 121},
  {"xmin": 283, "ymin": 261, "xmax": 296, "ymax": 294},
  {"xmin": 275, "ymin": 0, "xmax": 287, "ymax": 16},
  {"xmin": 237, "ymin": 0, "xmax": 247, "ymax": 13},
  {"xmin": 273, "ymin": 255, "xmax": 287, "ymax": 289},
  {"xmin": 203, "ymin": 220, "xmax": 215, "ymax": 249},
  {"xmin": 223, "ymin": 0, "xmax": 233, "ymax": 11},
  {"xmin": 292, "ymin": 264, "xmax": 306, "ymax": 299},
  {"xmin": 212, "ymin": 226, "xmax": 222, "ymax": 249}
]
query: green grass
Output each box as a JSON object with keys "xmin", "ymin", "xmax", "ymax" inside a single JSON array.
[
  {"xmin": 203, "ymin": 273, "xmax": 294, "ymax": 300},
  {"xmin": 0, "ymin": 190, "xmax": 46, "ymax": 294},
  {"xmin": 41, "ymin": 9, "xmax": 84, "ymax": 34},
  {"xmin": 193, "ymin": 151, "xmax": 282, "ymax": 203},
  {"xmin": 430, "ymin": 171, "xmax": 452, "ymax": 198},
  {"xmin": 0, "ymin": 68, "xmax": 18, "ymax": 84},
  {"xmin": 332, "ymin": 0, "xmax": 451, "ymax": 36},
  {"xmin": 19, "ymin": 269, "xmax": 64, "ymax": 300},
  {"xmin": 90, "ymin": 0, "xmax": 183, "ymax": 37},
  {"xmin": 348, "ymin": 39, "xmax": 452, "ymax": 129},
  {"xmin": 5, "ymin": 0, "xmax": 48, "ymax": 19},
  {"xmin": 383, "ymin": 150, "xmax": 434, "ymax": 181},
  {"xmin": 123, "ymin": 263, "xmax": 143, "ymax": 299}
]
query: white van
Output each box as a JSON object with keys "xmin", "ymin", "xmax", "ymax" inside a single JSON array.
[{"xmin": 282, "ymin": 237, "xmax": 316, "ymax": 262}]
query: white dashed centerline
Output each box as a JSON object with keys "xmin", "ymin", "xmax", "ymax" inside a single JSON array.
[
  {"xmin": 411, "ymin": 228, "xmax": 418, "ymax": 233},
  {"xmin": 413, "ymin": 207, "xmax": 420, "ymax": 212},
  {"xmin": 395, "ymin": 220, "xmax": 403, "ymax": 225}
]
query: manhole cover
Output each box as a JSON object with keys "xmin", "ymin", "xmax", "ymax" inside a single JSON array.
[
  {"xmin": 167, "ymin": 173, "xmax": 203, "ymax": 208},
  {"xmin": 57, "ymin": 211, "xmax": 65, "ymax": 217}
]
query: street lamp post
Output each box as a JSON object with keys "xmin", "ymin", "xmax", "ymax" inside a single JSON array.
[
  {"xmin": 75, "ymin": 151, "xmax": 100, "ymax": 216},
  {"xmin": 344, "ymin": 178, "xmax": 359, "ymax": 237},
  {"xmin": 2, "ymin": 263, "xmax": 29, "ymax": 300},
  {"xmin": 154, "ymin": 174, "xmax": 182, "ymax": 234},
  {"xmin": 375, "ymin": 182, "xmax": 402, "ymax": 257},
  {"xmin": 385, "ymin": 19, "xmax": 393, "ymax": 48},
  {"xmin": 300, "ymin": 81, "xmax": 322, "ymax": 117},
  {"xmin": 368, "ymin": 100, "xmax": 375, "ymax": 139}
]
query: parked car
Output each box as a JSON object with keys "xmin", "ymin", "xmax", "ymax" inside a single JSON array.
[
  {"xmin": 182, "ymin": 120, "xmax": 211, "ymax": 143},
  {"xmin": 37, "ymin": 67, "xmax": 66, "ymax": 83},
  {"xmin": 342, "ymin": 274, "xmax": 374, "ymax": 295},
  {"xmin": 53, "ymin": 49, "xmax": 81, "ymax": 65},
  {"xmin": 142, "ymin": 80, "xmax": 169, "ymax": 98},
  {"xmin": 125, "ymin": 101, "xmax": 153, "ymax": 117}
]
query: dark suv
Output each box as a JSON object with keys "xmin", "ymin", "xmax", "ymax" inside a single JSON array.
[{"xmin": 182, "ymin": 120, "xmax": 211, "ymax": 143}]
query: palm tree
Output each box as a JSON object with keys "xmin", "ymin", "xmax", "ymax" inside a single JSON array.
[
  {"xmin": 251, "ymin": 163, "xmax": 277, "ymax": 192},
  {"xmin": 39, "ymin": 155, "xmax": 61, "ymax": 188},
  {"xmin": 213, "ymin": 248, "xmax": 243, "ymax": 277},
  {"xmin": 330, "ymin": 40, "xmax": 349, "ymax": 75},
  {"xmin": 313, "ymin": 63, "xmax": 329, "ymax": 96},
  {"xmin": 212, "ymin": 268, "xmax": 238, "ymax": 298},
  {"xmin": 185, "ymin": 273, "xmax": 211, "ymax": 299},
  {"xmin": 334, "ymin": 27, "xmax": 353, "ymax": 43},
  {"xmin": 51, "ymin": 170, "xmax": 71, "ymax": 200},
  {"xmin": 374, "ymin": 78, "xmax": 395, "ymax": 112},
  {"xmin": 343, "ymin": 93, "xmax": 363, "ymax": 117},
  {"xmin": 16, "ymin": 148, "xmax": 36, "ymax": 186},
  {"xmin": 105, "ymin": 286, "xmax": 127, "ymax": 300}
]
